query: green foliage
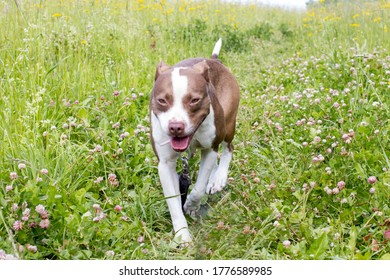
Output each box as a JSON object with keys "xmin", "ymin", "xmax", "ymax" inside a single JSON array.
[
  {"xmin": 0, "ymin": 0, "xmax": 389, "ymax": 260},
  {"xmin": 183, "ymin": 19, "xmax": 208, "ymax": 40},
  {"xmin": 212, "ymin": 24, "xmax": 249, "ymax": 53},
  {"xmin": 279, "ymin": 23, "xmax": 294, "ymax": 38},
  {"xmin": 247, "ymin": 22, "xmax": 273, "ymax": 40}
]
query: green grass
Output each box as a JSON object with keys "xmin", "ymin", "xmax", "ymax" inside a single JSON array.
[{"xmin": 0, "ymin": 0, "xmax": 389, "ymax": 260}]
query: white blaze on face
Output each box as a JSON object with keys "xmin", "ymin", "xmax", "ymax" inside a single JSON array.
[{"xmin": 159, "ymin": 67, "xmax": 192, "ymax": 135}]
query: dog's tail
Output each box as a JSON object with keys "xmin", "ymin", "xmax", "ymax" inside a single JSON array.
[{"xmin": 211, "ymin": 38, "xmax": 222, "ymax": 59}]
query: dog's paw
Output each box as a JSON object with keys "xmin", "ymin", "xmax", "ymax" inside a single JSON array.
[
  {"xmin": 183, "ymin": 199, "xmax": 201, "ymax": 217},
  {"xmin": 183, "ymin": 191, "xmax": 202, "ymax": 216},
  {"xmin": 173, "ymin": 229, "xmax": 193, "ymax": 248},
  {"xmin": 207, "ymin": 172, "xmax": 228, "ymax": 194}
]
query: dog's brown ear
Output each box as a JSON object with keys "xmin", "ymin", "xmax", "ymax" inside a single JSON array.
[
  {"xmin": 193, "ymin": 60, "xmax": 210, "ymax": 82},
  {"xmin": 155, "ymin": 61, "xmax": 171, "ymax": 81}
]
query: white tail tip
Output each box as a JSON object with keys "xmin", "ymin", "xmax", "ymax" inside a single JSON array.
[{"xmin": 212, "ymin": 38, "xmax": 222, "ymax": 58}]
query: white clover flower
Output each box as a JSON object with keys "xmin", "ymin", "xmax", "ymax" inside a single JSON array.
[{"xmin": 282, "ymin": 240, "xmax": 291, "ymax": 248}]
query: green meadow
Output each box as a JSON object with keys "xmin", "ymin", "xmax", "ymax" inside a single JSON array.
[{"xmin": 0, "ymin": 0, "xmax": 389, "ymax": 259}]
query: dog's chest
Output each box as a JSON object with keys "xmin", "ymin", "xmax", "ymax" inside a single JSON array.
[{"xmin": 190, "ymin": 107, "xmax": 216, "ymax": 150}]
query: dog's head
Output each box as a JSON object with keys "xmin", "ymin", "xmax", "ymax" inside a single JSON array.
[{"xmin": 151, "ymin": 60, "xmax": 211, "ymax": 152}]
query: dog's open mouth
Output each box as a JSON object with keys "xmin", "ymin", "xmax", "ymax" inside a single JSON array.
[{"xmin": 170, "ymin": 135, "xmax": 192, "ymax": 152}]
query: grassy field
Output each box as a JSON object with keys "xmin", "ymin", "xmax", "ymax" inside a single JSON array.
[{"xmin": 0, "ymin": 0, "xmax": 389, "ymax": 260}]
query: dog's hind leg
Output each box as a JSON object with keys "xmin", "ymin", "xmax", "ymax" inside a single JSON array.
[
  {"xmin": 207, "ymin": 141, "xmax": 233, "ymax": 194},
  {"xmin": 183, "ymin": 148, "xmax": 218, "ymax": 216}
]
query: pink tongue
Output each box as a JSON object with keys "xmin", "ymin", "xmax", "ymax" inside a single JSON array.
[{"xmin": 170, "ymin": 136, "xmax": 191, "ymax": 152}]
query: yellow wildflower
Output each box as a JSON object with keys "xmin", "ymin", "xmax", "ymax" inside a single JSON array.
[
  {"xmin": 380, "ymin": 3, "xmax": 390, "ymax": 9},
  {"xmin": 52, "ymin": 13, "xmax": 62, "ymax": 17},
  {"xmin": 165, "ymin": 8, "xmax": 173, "ymax": 15}
]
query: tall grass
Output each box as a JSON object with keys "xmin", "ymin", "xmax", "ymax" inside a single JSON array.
[{"xmin": 0, "ymin": 0, "xmax": 389, "ymax": 260}]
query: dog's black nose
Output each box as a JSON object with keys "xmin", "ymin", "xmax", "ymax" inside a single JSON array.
[{"xmin": 169, "ymin": 121, "xmax": 185, "ymax": 136}]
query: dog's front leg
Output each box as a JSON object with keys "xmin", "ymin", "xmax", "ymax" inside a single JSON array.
[
  {"xmin": 207, "ymin": 141, "xmax": 233, "ymax": 194},
  {"xmin": 158, "ymin": 159, "xmax": 192, "ymax": 245},
  {"xmin": 184, "ymin": 148, "xmax": 218, "ymax": 216}
]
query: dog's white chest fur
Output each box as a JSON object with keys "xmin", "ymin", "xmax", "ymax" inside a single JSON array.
[{"xmin": 189, "ymin": 108, "xmax": 216, "ymax": 150}]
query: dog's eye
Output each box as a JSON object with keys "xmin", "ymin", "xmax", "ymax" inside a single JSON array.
[
  {"xmin": 157, "ymin": 98, "xmax": 168, "ymax": 105},
  {"xmin": 190, "ymin": 98, "xmax": 201, "ymax": 105}
]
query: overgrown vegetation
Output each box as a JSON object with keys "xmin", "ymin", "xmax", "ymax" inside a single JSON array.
[{"xmin": 0, "ymin": 0, "xmax": 389, "ymax": 260}]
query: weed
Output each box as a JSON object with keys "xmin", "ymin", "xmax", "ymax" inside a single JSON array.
[{"xmin": 0, "ymin": 0, "xmax": 389, "ymax": 260}]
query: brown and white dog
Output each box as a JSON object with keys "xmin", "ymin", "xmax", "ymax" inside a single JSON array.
[{"xmin": 150, "ymin": 39, "xmax": 239, "ymax": 245}]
